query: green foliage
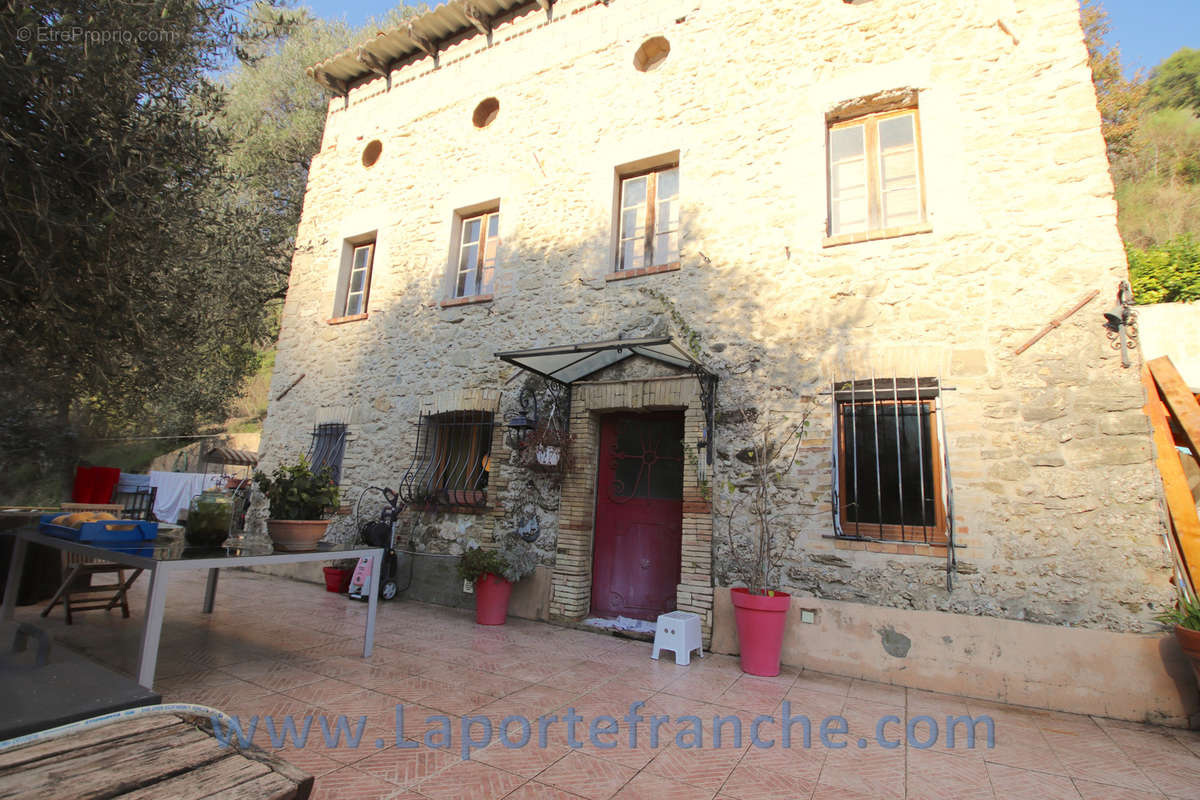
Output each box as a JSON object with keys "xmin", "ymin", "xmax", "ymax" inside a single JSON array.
[
  {"xmin": 1127, "ymin": 236, "xmax": 1200, "ymax": 304},
  {"xmin": 1113, "ymin": 109, "xmax": 1200, "ymax": 248},
  {"xmin": 457, "ymin": 546, "xmax": 512, "ymax": 584},
  {"xmin": 254, "ymin": 457, "xmax": 340, "ymax": 520},
  {"xmin": 0, "ymin": 0, "xmax": 278, "ymax": 465},
  {"xmin": 640, "ymin": 287, "xmax": 704, "ymax": 358},
  {"xmin": 1080, "ymin": 1, "xmax": 1147, "ymax": 158},
  {"xmin": 1147, "ymin": 47, "xmax": 1200, "ymax": 112},
  {"xmin": 1155, "ymin": 592, "xmax": 1200, "ymax": 632},
  {"xmin": 457, "ymin": 536, "xmax": 537, "ymax": 583}
]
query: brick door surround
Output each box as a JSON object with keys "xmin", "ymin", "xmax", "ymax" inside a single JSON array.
[{"xmin": 549, "ymin": 374, "xmax": 714, "ymax": 642}]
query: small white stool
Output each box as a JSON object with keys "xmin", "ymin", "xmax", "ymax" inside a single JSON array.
[{"xmin": 651, "ymin": 611, "xmax": 703, "ymax": 665}]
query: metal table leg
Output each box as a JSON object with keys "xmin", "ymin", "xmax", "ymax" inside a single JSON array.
[
  {"xmin": 2, "ymin": 535, "xmax": 27, "ymax": 620},
  {"xmin": 136, "ymin": 566, "xmax": 169, "ymax": 688},
  {"xmin": 364, "ymin": 555, "xmax": 381, "ymax": 658},
  {"xmin": 203, "ymin": 568, "xmax": 219, "ymax": 613}
]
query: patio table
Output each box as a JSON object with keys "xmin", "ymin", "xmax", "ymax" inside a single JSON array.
[{"xmin": 1, "ymin": 524, "xmax": 382, "ymax": 688}]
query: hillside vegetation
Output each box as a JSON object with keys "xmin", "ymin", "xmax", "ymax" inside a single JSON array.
[{"xmin": 1084, "ymin": 2, "xmax": 1200, "ymax": 303}]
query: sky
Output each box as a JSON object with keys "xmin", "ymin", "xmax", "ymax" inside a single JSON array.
[{"xmin": 299, "ymin": 0, "xmax": 1197, "ymax": 77}]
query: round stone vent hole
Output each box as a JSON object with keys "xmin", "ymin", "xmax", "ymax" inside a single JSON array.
[
  {"xmin": 361, "ymin": 139, "xmax": 382, "ymax": 167},
  {"xmin": 473, "ymin": 97, "xmax": 500, "ymax": 128},
  {"xmin": 633, "ymin": 36, "xmax": 670, "ymax": 72}
]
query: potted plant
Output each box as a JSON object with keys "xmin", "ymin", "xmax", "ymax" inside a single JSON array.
[
  {"xmin": 723, "ymin": 406, "xmax": 812, "ymax": 676},
  {"xmin": 253, "ymin": 457, "xmax": 340, "ymax": 552},
  {"xmin": 457, "ymin": 538, "xmax": 537, "ymax": 625},
  {"xmin": 1156, "ymin": 591, "xmax": 1200, "ymax": 688}
]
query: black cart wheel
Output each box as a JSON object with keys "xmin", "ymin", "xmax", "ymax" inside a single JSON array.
[{"xmin": 379, "ymin": 580, "xmax": 398, "ymax": 601}]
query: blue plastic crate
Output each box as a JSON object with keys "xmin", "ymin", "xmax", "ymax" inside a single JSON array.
[{"xmin": 39, "ymin": 514, "xmax": 158, "ymax": 543}]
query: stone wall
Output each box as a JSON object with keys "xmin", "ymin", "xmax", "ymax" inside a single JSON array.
[{"xmin": 259, "ymin": 0, "xmax": 1173, "ymax": 638}]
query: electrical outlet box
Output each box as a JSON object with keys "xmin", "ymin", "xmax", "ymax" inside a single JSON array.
[
  {"xmin": 800, "ymin": 609, "xmax": 816, "ymax": 624},
  {"xmin": 463, "ymin": 579, "xmax": 473, "ymax": 594}
]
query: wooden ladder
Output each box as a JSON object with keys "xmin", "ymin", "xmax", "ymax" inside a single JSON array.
[{"xmin": 1144, "ymin": 356, "xmax": 1200, "ymax": 598}]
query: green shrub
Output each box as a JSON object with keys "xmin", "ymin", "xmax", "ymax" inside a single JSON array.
[
  {"xmin": 1127, "ymin": 235, "xmax": 1200, "ymax": 304},
  {"xmin": 253, "ymin": 457, "xmax": 339, "ymax": 520},
  {"xmin": 1156, "ymin": 593, "xmax": 1200, "ymax": 632}
]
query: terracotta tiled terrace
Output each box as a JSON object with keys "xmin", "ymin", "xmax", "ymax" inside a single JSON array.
[{"xmin": 16, "ymin": 570, "xmax": 1200, "ymax": 799}]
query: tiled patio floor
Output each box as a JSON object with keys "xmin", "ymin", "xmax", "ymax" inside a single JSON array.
[{"xmin": 15, "ymin": 569, "xmax": 1200, "ymax": 799}]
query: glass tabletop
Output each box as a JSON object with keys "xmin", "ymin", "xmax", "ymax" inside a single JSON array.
[
  {"xmin": 1, "ymin": 514, "xmax": 375, "ymax": 563},
  {"xmin": 77, "ymin": 530, "xmax": 376, "ymax": 562}
]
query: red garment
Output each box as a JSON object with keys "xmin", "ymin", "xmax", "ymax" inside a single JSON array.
[{"xmin": 72, "ymin": 466, "xmax": 121, "ymax": 503}]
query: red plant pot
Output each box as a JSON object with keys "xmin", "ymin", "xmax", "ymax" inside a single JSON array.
[
  {"xmin": 323, "ymin": 567, "xmax": 352, "ymax": 593},
  {"xmin": 1176, "ymin": 625, "xmax": 1200, "ymax": 687},
  {"xmin": 731, "ymin": 587, "xmax": 791, "ymax": 676},
  {"xmin": 474, "ymin": 572, "xmax": 513, "ymax": 625}
]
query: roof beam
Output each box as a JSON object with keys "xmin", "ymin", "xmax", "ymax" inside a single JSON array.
[
  {"xmin": 305, "ymin": 66, "xmax": 347, "ymax": 96},
  {"xmin": 463, "ymin": 2, "xmax": 493, "ymax": 38},
  {"xmin": 535, "ymin": 0, "xmax": 554, "ymax": 20},
  {"xmin": 407, "ymin": 22, "xmax": 439, "ymax": 64},
  {"xmin": 355, "ymin": 47, "xmax": 392, "ymax": 79}
]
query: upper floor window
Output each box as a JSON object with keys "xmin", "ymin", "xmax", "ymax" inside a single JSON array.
[
  {"xmin": 617, "ymin": 164, "xmax": 679, "ymax": 271},
  {"xmin": 343, "ymin": 243, "xmax": 374, "ymax": 316},
  {"xmin": 332, "ymin": 235, "xmax": 375, "ymax": 321},
  {"xmin": 828, "ymin": 107, "xmax": 924, "ymax": 238},
  {"xmin": 453, "ymin": 208, "xmax": 499, "ymax": 299}
]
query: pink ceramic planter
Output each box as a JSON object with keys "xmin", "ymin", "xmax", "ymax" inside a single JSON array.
[
  {"xmin": 731, "ymin": 587, "xmax": 791, "ymax": 676},
  {"xmin": 474, "ymin": 572, "xmax": 512, "ymax": 625}
]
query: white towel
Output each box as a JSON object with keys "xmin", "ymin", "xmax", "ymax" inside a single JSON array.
[{"xmin": 148, "ymin": 471, "xmax": 224, "ymax": 523}]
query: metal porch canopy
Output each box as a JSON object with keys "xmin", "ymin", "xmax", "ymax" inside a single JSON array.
[
  {"xmin": 495, "ymin": 336, "xmax": 714, "ymax": 386},
  {"xmin": 495, "ymin": 336, "xmax": 718, "ymax": 466}
]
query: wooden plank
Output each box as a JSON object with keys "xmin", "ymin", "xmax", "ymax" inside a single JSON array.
[
  {"xmin": 0, "ymin": 723, "xmax": 220, "ymax": 800},
  {"xmin": 1149, "ymin": 356, "xmax": 1200, "ymax": 457},
  {"xmin": 1143, "ymin": 365, "xmax": 1200, "ymax": 594},
  {"xmin": 0, "ymin": 714, "xmax": 180, "ymax": 771},
  {"xmin": 203, "ymin": 771, "xmax": 300, "ymax": 800},
  {"xmin": 191, "ymin": 716, "xmax": 313, "ymax": 797},
  {"xmin": 113, "ymin": 757, "xmax": 271, "ymax": 800}
]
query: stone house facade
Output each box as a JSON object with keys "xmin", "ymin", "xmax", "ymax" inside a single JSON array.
[{"xmin": 257, "ymin": 0, "xmax": 1195, "ymax": 724}]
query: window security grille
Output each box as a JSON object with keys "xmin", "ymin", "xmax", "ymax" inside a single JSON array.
[
  {"xmin": 832, "ymin": 377, "xmax": 949, "ymax": 544},
  {"xmin": 398, "ymin": 410, "xmax": 494, "ymax": 508},
  {"xmin": 307, "ymin": 422, "xmax": 348, "ymax": 486}
]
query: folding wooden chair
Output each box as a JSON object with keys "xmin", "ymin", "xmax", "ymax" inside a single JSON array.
[{"xmin": 41, "ymin": 503, "xmax": 144, "ymax": 625}]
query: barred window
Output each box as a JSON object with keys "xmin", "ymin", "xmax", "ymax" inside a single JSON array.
[
  {"xmin": 308, "ymin": 422, "xmax": 348, "ymax": 486},
  {"xmin": 833, "ymin": 378, "xmax": 946, "ymax": 543},
  {"xmin": 399, "ymin": 410, "xmax": 494, "ymax": 508}
]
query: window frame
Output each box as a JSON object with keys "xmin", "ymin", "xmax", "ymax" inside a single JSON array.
[
  {"xmin": 834, "ymin": 387, "xmax": 947, "ymax": 544},
  {"xmin": 343, "ymin": 242, "xmax": 375, "ymax": 317},
  {"xmin": 399, "ymin": 409, "xmax": 495, "ymax": 510},
  {"xmin": 452, "ymin": 207, "xmax": 500, "ymax": 300},
  {"xmin": 615, "ymin": 162, "xmax": 680, "ymax": 272},
  {"xmin": 826, "ymin": 106, "xmax": 927, "ymax": 240},
  {"xmin": 331, "ymin": 233, "xmax": 377, "ymax": 322}
]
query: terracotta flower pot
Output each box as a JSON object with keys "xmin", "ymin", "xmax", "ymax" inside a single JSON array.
[
  {"xmin": 1175, "ymin": 625, "xmax": 1200, "ymax": 686},
  {"xmin": 474, "ymin": 572, "xmax": 512, "ymax": 625},
  {"xmin": 731, "ymin": 587, "xmax": 791, "ymax": 677},
  {"xmin": 266, "ymin": 519, "xmax": 329, "ymax": 552}
]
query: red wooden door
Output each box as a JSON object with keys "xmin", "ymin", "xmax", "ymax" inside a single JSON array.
[{"xmin": 591, "ymin": 412, "xmax": 684, "ymax": 620}]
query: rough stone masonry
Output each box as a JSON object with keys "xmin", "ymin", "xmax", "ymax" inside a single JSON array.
[{"xmin": 258, "ymin": 0, "xmax": 1173, "ymax": 636}]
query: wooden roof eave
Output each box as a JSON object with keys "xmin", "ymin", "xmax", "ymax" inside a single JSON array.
[{"xmin": 307, "ymin": 0, "xmax": 549, "ymax": 90}]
